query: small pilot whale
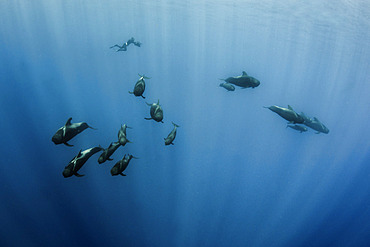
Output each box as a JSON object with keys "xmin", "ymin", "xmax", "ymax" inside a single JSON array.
[
  {"xmin": 221, "ymin": 71, "xmax": 260, "ymax": 88},
  {"xmin": 52, "ymin": 117, "xmax": 95, "ymax": 147},
  {"xmin": 264, "ymin": 105, "xmax": 304, "ymax": 124},
  {"xmin": 117, "ymin": 124, "xmax": 132, "ymax": 146},
  {"xmin": 129, "ymin": 74, "xmax": 150, "ymax": 99},
  {"xmin": 300, "ymin": 112, "xmax": 329, "ymax": 134},
  {"xmin": 98, "ymin": 142, "xmax": 121, "ymax": 164},
  {"xmin": 164, "ymin": 122, "xmax": 180, "ymax": 145},
  {"xmin": 219, "ymin": 82, "xmax": 235, "ymax": 91},
  {"xmin": 145, "ymin": 100, "xmax": 164, "ymax": 123},
  {"xmin": 287, "ymin": 124, "xmax": 308, "ymax": 133},
  {"xmin": 110, "ymin": 154, "xmax": 138, "ymax": 176},
  {"xmin": 63, "ymin": 146, "xmax": 104, "ymax": 178}
]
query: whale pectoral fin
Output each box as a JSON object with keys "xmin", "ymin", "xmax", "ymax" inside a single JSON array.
[
  {"xmin": 120, "ymin": 173, "xmax": 126, "ymax": 176},
  {"xmin": 145, "ymin": 102, "xmax": 152, "ymax": 106},
  {"xmin": 75, "ymin": 172, "xmax": 84, "ymax": 177},
  {"xmin": 171, "ymin": 143, "xmax": 174, "ymax": 145},
  {"xmin": 161, "ymin": 121, "xmax": 164, "ymax": 123},
  {"xmin": 64, "ymin": 142, "xmax": 74, "ymax": 147},
  {"xmin": 107, "ymin": 158, "xmax": 113, "ymax": 161},
  {"xmin": 141, "ymin": 95, "xmax": 146, "ymax": 99},
  {"xmin": 128, "ymin": 91, "xmax": 133, "ymax": 94},
  {"xmin": 127, "ymin": 139, "xmax": 132, "ymax": 143},
  {"xmin": 144, "ymin": 117, "xmax": 152, "ymax": 120}
]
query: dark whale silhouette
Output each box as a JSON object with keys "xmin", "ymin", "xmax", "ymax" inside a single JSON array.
[
  {"xmin": 52, "ymin": 117, "xmax": 95, "ymax": 147},
  {"xmin": 129, "ymin": 74, "xmax": 150, "ymax": 99},
  {"xmin": 221, "ymin": 71, "xmax": 260, "ymax": 88},
  {"xmin": 164, "ymin": 122, "xmax": 180, "ymax": 145},
  {"xmin": 63, "ymin": 146, "xmax": 103, "ymax": 178},
  {"xmin": 264, "ymin": 105, "xmax": 304, "ymax": 124},
  {"xmin": 300, "ymin": 112, "xmax": 329, "ymax": 134},
  {"xmin": 111, "ymin": 154, "xmax": 138, "ymax": 176},
  {"xmin": 145, "ymin": 100, "xmax": 164, "ymax": 123}
]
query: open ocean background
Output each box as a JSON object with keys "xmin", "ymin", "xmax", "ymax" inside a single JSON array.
[{"xmin": 1, "ymin": 1, "xmax": 370, "ymax": 246}]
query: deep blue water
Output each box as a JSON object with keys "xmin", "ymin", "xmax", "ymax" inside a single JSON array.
[{"xmin": 1, "ymin": 1, "xmax": 370, "ymax": 246}]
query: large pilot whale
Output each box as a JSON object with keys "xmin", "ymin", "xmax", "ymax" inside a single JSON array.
[
  {"xmin": 300, "ymin": 112, "xmax": 329, "ymax": 134},
  {"xmin": 52, "ymin": 117, "xmax": 95, "ymax": 147},
  {"xmin": 145, "ymin": 100, "xmax": 164, "ymax": 123},
  {"xmin": 129, "ymin": 74, "xmax": 150, "ymax": 99},
  {"xmin": 63, "ymin": 146, "xmax": 104, "ymax": 178},
  {"xmin": 221, "ymin": 71, "xmax": 260, "ymax": 88},
  {"xmin": 264, "ymin": 105, "xmax": 304, "ymax": 124}
]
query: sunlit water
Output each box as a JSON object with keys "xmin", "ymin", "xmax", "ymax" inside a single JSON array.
[{"xmin": 0, "ymin": 1, "xmax": 369, "ymax": 246}]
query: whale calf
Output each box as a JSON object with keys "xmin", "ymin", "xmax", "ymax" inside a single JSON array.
[
  {"xmin": 219, "ymin": 82, "xmax": 235, "ymax": 91},
  {"xmin": 264, "ymin": 105, "xmax": 304, "ymax": 124},
  {"xmin": 52, "ymin": 117, "xmax": 95, "ymax": 147},
  {"xmin": 63, "ymin": 146, "xmax": 103, "ymax": 178},
  {"xmin": 287, "ymin": 124, "xmax": 307, "ymax": 133}
]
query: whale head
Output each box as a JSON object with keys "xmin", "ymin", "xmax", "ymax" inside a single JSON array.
[
  {"xmin": 110, "ymin": 166, "xmax": 120, "ymax": 176},
  {"xmin": 52, "ymin": 129, "xmax": 64, "ymax": 144},
  {"xmin": 62, "ymin": 168, "xmax": 73, "ymax": 178}
]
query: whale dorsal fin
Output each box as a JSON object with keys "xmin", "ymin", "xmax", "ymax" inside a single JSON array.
[
  {"xmin": 77, "ymin": 149, "xmax": 83, "ymax": 158},
  {"xmin": 242, "ymin": 71, "xmax": 248, "ymax": 76},
  {"xmin": 65, "ymin": 117, "xmax": 72, "ymax": 126},
  {"xmin": 288, "ymin": 105, "xmax": 293, "ymax": 110},
  {"xmin": 313, "ymin": 117, "xmax": 319, "ymax": 122}
]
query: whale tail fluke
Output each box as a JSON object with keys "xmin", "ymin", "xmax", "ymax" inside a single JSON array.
[
  {"xmin": 172, "ymin": 122, "xmax": 180, "ymax": 128},
  {"xmin": 138, "ymin": 74, "xmax": 151, "ymax": 79}
]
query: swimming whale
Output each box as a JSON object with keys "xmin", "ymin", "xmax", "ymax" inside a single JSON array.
[
  {"xmin": 164, "ymin": 122, "xmax": 180, "ymax": 145},
  {"xmin": 62, "ymin": 146, "xmax": 104, "ymax": 178},
  {"xmin": 129, "ymin": 74, "xmax": 150, "ymax": 99},
  {"xmin": 219, "ymin": 82, "xmax": 235, "ymax": 91},
  {"xmin": 300, "ymin": 112, "xmax": 329, "ymax": 134},
  {"xmin": 98, "ymin": 142, "xmax": 121, "ymax": 164},
  {"xmin": 264, "ymin": 105, "xmax": 304, "ymax": 124},
  {"xmin": 117, "ymin": 124, "xmax": 132, "ymax": 146},
  {"xmin": 145, "ymin": 100, "xmax": 164, "ymax": 123},
  {"xmin": 287, "ymin": 124, "xmax": 308, "ymax": 133},
  {"xmin": 110, "ymin": 154, "xmax": 138, "ymax": 176},
  {"xmin": 52, "ymin": 117, "xmax": 95, "ymax": 147},
  {"xmin": 221, "ymin": 71, "xmax": 260, "ymax": 88}
]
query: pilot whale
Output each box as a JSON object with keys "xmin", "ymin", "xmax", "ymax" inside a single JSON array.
[
  {"xmin": 264, "ymin": 105, "xmax": 304, "ymax": 124},
  {"xmin": 145, "ymin": 100, "xmax": 164, "ymax": 123},
  {"xmin": 129, "ymin": 74, "xmax": 150, "ymax": 99},
  {"xmin": 63, "ymin": 146, "xmax": 103, "ymax": 178},
  {"xmin": 300, "ymin": 112, "xmax": 329, "ymax": 134},
  {"xmin": 52, "ymin": 117, "xmax": 95, "ymax": 147},
  {"xmin": 111, "ymin": 154, "xmax": 138, "ymax": 176},
  {"xmin": 164, "ymin": 122, "xmax": 180, "ymax": 145},
  {"xmin": 221, "ymin": 71, "xmax": 260, "ymax": 88}
]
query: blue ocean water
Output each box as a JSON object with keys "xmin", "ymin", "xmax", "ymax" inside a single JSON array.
[{"xmin": 1, "ymin": 0, "xmax": 370, "ymax": 246}]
